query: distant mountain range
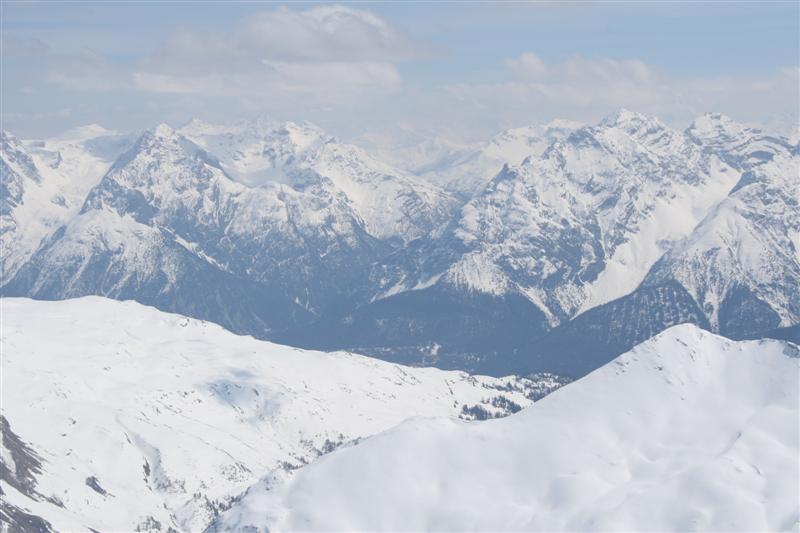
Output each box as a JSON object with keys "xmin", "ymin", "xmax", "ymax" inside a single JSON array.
[{"xmin": 2, "ymin": 110, "xmax": 798, "ymax": 378}]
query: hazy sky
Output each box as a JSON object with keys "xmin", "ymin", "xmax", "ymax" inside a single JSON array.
[{"xmin": 3, "ymin": 1, "xmax": 799, "ymax": 142}]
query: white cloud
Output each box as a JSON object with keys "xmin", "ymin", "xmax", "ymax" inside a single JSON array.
[
  {"xmin": 232, "ymin": 5, "xmax": 430, "ymax": 62},
  {"xmin": 131, "ymin": 5, "xmax": 424, "ymax": 103},
  {"xmin": 24, "ymin": 16, "xmax": 799, "ymax": 145},
  {"xmin": 132, "ymin": 60, "xmax": 402, "ymax": 101},
  {"xmin": 505, "ymin": 53, "xmax": 655, "ymax": 84},
  {"xmin": 46, "ymin": 50, "xmax": 131, "ymax": 92},
  {"xmin": 504, "ymin": 52, "xmax": 549, "ymax": 79},
  {"xmin": 45, "ymin": 5, "xmax": 419, "ymax": 106}
]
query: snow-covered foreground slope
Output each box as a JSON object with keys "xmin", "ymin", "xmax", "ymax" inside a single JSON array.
[
  {"xmin": 216, "ymin": 325, "xmax": 800, "ymax": 532},
  {"xmin": 0, "ymin": 297, "xmax": 555, "ymax": 532}
]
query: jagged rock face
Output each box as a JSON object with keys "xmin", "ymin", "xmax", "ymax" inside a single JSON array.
[
  {"xmin": 3, "ymin": 125, "xmax": 390, "ymax": 333},
  {"xmin": 685, "ymin": 112, "xmax": 795, "ymax": 168},
  {"xmin": 1, "ymin": 415, "xmax": 57, "ymax": 533},
  {"xmin": 1, "ymin": 132, "xmax": 38, "ymax": 261},
  {"xmin": 4, "ymin": 209, "xmax": 309, "ymax": 336},
  {"xmin": 510, "ymin": 114, "xmax": 799, "ymax": 376},
  {"xmin": 642, "ymin": 148, "xmax": 800, "ymax": 336},
  {"xmin": 180, "ymin": 118, "xmax": 459, "ymax": 244},
  {"xmin": 0, "ymin": 128, "xmax": 131, "ymax": 279},
  {"xmin": 432, "ymin": 110, "xmax": 740, "ymax": 322}
]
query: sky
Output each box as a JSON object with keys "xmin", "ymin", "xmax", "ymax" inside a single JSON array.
[{"xmin": 2, "ymin": 1, "xmax": 799, "ymax": 145}]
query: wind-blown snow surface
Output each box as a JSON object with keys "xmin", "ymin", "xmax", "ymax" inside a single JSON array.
[
  {"xmin": 0, "ymin": 297, "xmax": 553, "ymax": 532},
  {"xmin": 215, "ymin": 325, "xmax": 800, "ymax": 532}
]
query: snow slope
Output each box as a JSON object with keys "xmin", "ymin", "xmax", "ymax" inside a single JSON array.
[
  {"xmin": 0, "ymin": 296, "xmax": 554, "ymax": 532},
  {"xmin": 215, "ymin": 325, "xmax": 800, "ymax": 532}
]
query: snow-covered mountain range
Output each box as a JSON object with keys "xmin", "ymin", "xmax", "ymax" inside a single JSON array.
[
  {"xmin": 644, "ymin": 117, "xmax": 800, "ymax": 336},
  {"xmin": 0, "ymin": 127, "xmax": 133, "ymax": 279},
  {"xmin": 427, "ymin": 110, "xmax": 739, "ymax": 320},
  {"xmin": 419, "ymin": 119, "xmax": 582, "ymax": 198},
  {"xmin": 1, "ymin": 110, "xmax": 797, "ymax": 378},
  {"xmin": 284, "ymin": 110, "xmax": 798, "ymax": 375},
  {"xmin": 0, "ymin": 297, "xmax": 561, "ymax": 532},
  {"xmin": 179, "ymin": 117, "xmax": 458, "ymax": 243}
]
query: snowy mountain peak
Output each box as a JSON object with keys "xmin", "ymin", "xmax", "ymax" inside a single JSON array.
[
  {"xmin": 130, "ymin": 124, "xmax": 217, "ymax": 165},
  {"xmin": 421, "ymin": 120, "xmax": 581, "ymax": 196},
  {"xmin": 272, "ymin": 120, "xmax": 332, "ymax": 150},
  {"xmin": 177, "ymin": 117, "xmax": 331, "ymax": 188},
  {"xmin": 415, "ymin": 109, "xmax": 742, "ymax": 328},
  {"xmin": 80, "ymin": 124, "xmax": 232, "ymax": 219},
  {"xmin": 542, "ymin": 118, "xmax": 584, "ymax": 130},
  {"xmin": 687, "ymin": 112, "xmax": 739, "ymax": 136},
  {"xmin": 152, "ymin": 122, "xmax": 177, "ymax": 139},
  {"xmin": 599, "ymin": 107, "xmax": 664, "ymax": 131},
  {"xmin": 685, "ymin": 113, "xmax": 757, "ymax": 147},
  {"xmin": 1, "ymin": 126, "xmax": 131, "ymax": 281},
  {"xmin": 685, "ymin": 112, "xmax": 794, "ymax": 170},
  {"xmin": 1, "ymin": 131, "xmax": 38, "ymax": 172},
  {"xmin": 643, "ymin": 147, "xmax": 800, "ymax": 333},
  {"xmin": 591, "ymin": 108, "xmax": 685, "ymax": 158},
  {"xmin": 52, "ymin": 123, "xmax": 118, "ymax": 142},
  {"xmin": 176, "ymin": 116, "xmax": 456, "ymax": 242},
  {"xmin": 1, "ymin": 131, "xmax": 41, "ymax": 207},
  {"xmin": 2, "ymin": 129, "xmax": 22, "ymax": 144}
]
